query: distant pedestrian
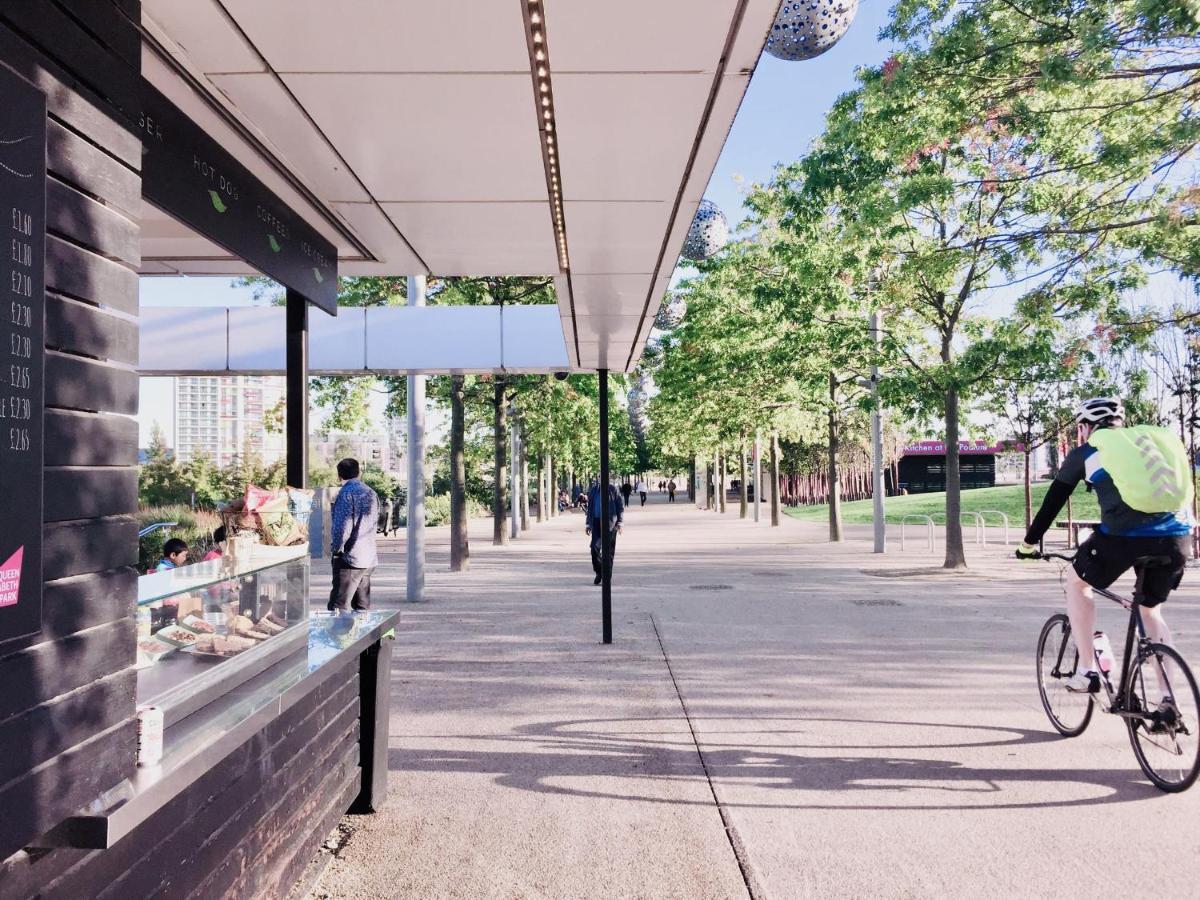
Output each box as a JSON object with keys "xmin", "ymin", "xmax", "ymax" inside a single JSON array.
[
  {"xmin": 155, "ymin": 538, "xmax": 189, "ymax": 573},
  {"xmin": 667, "ymin": 479, "xmax": 677, "ymax": 503},
  {"xmin": 586, "ymin": 478, "xmax": 624, "ymax": 585},
  {"xmin": 620, "ymin": 480, "xmax": 633, "ymax": 508},
  {"xmin": 635, "ymin": 479, "xmax": 648, "ymax": 507},
  {"xmin": 203, "ymin": 526, "xmax": 227, "ymax": 561},
  {"xmin": 379, "ymin": 496, "xmax": 395, "ymax": 537},
  {"xmin": 328, "ymin": 458, "xmax": 380, "ymax": 612}
]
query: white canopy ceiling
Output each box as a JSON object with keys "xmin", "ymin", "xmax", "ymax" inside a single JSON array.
[{"xmin": 139, "ymin": 0, "xmax": 780, "ymax": 371}]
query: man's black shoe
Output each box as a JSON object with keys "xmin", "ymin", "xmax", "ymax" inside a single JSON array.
[{"xmin": 594, "ymin": 574, "xmax": 603, "ymax": 585}]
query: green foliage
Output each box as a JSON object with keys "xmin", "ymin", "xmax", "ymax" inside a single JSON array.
[{"xmin": 396, "ymin": 493, "xmax": 487, "ymax": 527}]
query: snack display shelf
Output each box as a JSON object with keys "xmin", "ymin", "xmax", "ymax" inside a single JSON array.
[
  {"xmin": 137, "ymin": 544, "xmax": 308, "ymax": 606},
  {"xmin": 42, "ymin": 611, "xmax": 399, "ymax": 851},
  {"xmin": 136, "ymin": 553, "xmax": 311, "ymax": 727}
]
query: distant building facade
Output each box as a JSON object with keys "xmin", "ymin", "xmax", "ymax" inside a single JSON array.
[
  {"xmin": 173, "ymin": 375, "xmax": 286, "ymax": 465},
  {"xmin": 311, "ymin": 432, "xmax": 398, "ymax": 475}
]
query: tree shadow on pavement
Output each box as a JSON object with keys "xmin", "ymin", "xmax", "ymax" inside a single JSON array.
[{"xmin": 390, "ymin": 715, "xmax": 1163, "ymax": 811}]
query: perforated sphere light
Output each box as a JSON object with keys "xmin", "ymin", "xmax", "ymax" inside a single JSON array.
[
  {"xmin": 765, "ymin": 0, "xmax": 859, "ymax": 62},
  {"xmin": 682, "ymin": 199, "xmax": 729, "ymax": 262}
]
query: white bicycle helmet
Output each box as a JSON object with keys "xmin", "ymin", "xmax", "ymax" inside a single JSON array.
[{"xmin": 1075, "ymin": 396, "xmax": 1125, "ymax": 425}]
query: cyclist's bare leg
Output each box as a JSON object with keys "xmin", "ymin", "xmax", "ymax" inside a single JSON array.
[
  {"xmin": 1142, "ymin": 605, "xmax": 1175, "ymax": 700},
  {"xmin": 1065, "ymin": 566, "xmax": 1097, "ymax": 672}
]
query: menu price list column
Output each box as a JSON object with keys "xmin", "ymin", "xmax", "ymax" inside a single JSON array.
[{"xmin": 0, "ymin": 64, "xmax": 46, "ymax": 642}]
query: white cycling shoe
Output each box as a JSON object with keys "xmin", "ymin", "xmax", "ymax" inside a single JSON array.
[{"xmin": 1064, "ymin": 670, "xmax": 1102, "ymax": 693}]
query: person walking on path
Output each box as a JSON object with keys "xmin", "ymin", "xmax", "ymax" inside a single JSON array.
[
  {"xmin": 328, "ymin": 458, "xmax": 380, "ymax": 612},
  {"xmin": 620, "ymin": 480, "xmax": 633, "ymax": 509},
  {"xmin": 379, "ymin": 495, "xmax": 395, "ymax": 537},
  {"xmin": 667, "ymin": 479, "xmax": 677, "ymax": 503},
  {"xmin": 635, "ymin": 478, "xmax": 648, "ymax": 507},
  {"xmin": 586, "ymin": 478, "xmax": 624, "ymax": 585}
]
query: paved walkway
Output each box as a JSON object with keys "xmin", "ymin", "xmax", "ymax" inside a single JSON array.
[{"xmin": 312, "ymin": 494, "xmax": 1200, "ymax": 899}]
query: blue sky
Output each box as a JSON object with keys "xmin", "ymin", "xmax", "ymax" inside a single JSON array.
[
  {"xmin": 139, "ymin": 7, "xmax": 895, "ymax": 444},
  {"xmin": 703, "ymin": 2, "xmax": 894, "ymax": 227}
]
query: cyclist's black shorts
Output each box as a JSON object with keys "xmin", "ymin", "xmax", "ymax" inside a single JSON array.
[{"xmin": 1074, "ymin": 530, "xmax": 1190, "ymax": 606}]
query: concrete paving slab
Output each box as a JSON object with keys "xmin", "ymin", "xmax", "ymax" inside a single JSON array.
[{"xmin": 312, "ymin": 495, "xmax": 1200, "ymax": 899}]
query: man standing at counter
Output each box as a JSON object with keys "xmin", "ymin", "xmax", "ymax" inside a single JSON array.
[{"xmin": 328, "ymin": 458, "xmax": 380, "ymax": 612}]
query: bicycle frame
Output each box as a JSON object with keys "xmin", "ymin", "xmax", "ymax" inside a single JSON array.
[{"xmin": 1043, "ymin": 552, "xmax": 1172, "ymax": 720}]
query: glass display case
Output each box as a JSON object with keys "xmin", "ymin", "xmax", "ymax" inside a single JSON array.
[{"xmin": 136, "ymin": 546, "xmax": 310, "ymax": 726}]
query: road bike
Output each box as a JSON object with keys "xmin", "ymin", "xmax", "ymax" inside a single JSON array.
[{"xmin": 1034, "ymin": 551, "xmax": 1200, "ymax": 792}]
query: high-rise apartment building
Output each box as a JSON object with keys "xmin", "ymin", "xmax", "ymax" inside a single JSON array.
[{"xmin": 173, "ymin": 376, "xmax": 286, "ymax": 465}]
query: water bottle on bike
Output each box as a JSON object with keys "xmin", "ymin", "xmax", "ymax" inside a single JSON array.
[{"xmin": 1093, "ymin": 631, "xmax": 1115, "ymax": 675}]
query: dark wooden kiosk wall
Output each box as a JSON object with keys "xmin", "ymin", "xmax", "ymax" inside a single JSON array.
[
  {"xmin": 0, "ymin": 4, "xmax": 389, "ymax": 898},
  {"xmin": 0, "ymin": 0, "xmax": 143, "ymax": 864}
]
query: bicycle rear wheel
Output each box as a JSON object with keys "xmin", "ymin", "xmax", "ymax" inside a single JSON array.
[
  {"xmin": 1125, "ymin": 642, "xmax": 1200, "ymax": 792},
  {"xmin": 1037, "ymin": 614, "xmax": 1093, "ymax": 736}
]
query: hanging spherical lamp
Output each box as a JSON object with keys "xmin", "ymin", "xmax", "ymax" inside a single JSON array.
[
  {"xmin": 682, "ymin": 199, "xmax": 729, "ymax": 262},
  {"xmin": 765, "ymin": 0, "xmax": 859, "ymax": 62},
  {"xmin": 654, "ymin": 293, "xmax": 687, "ymax": 331}
]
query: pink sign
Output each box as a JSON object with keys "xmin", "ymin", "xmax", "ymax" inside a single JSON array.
[
  {"xmin": 903, "ymin": 440, "xmax": 1015, "ymax": 456},
  {"xmin": 0, "ymin": 546, "xmax": 23, "ymax": 608}
]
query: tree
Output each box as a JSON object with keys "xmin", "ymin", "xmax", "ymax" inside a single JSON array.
[
  {"xmin": 139, "ymin": 425, "xmax": 185, "ymax": 506},
  {"xmin": 768, "ymin": 0, "xmax": 1194, "ymax": 567}
]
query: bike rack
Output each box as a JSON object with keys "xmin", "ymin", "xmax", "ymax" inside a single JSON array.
[
  {"xmin": 961, "ymin": 511, "xmax": 985, "ymax": 546},
  {"xmin": 979, "ymin": 509, "xmax": 1010, "ymax": 545},
  {"xmin": 900, "ymin": 515, "xmax": 935, "ymax": 551},
  {"xmin": 928, "ymin": 512, "xmax": 984, "ymax": 545}
]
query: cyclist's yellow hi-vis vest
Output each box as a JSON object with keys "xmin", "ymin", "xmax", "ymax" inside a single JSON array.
[{"xmin": 1089, "ymin": 425, "xmax": 1195, "ymax": 513}]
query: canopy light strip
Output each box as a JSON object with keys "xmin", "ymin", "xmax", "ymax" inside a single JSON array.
[{"xmin": 523, "ymin": 0, "xmax": 568, "ymax": 271}]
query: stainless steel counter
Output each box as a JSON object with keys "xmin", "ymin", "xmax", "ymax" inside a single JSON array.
[{"xmin": 40, "ymin": 610, "xmax": 398, "ymax": 850}]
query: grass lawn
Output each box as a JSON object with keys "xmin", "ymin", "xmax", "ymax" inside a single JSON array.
[{"xmin": 783, "ymin": 481, "xmax": 1101, "ymax": 527}]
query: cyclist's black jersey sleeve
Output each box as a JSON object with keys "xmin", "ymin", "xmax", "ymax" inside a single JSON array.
[{"xmin": 1023, "ymin": 446, "xmax": 1087, "ymax": 545}]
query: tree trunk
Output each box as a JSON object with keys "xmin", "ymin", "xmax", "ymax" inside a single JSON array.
[
  {"xmin": 449, "ymin": 374, "xmax": 469, "ymax": 571},
  {"xmin": 828, "ymin": 372, "xmax": 843, "ymax": 542},
  {"xmin": 718, "ymin": 452, "xmax": 727, "ymax": 513},
  {"xmin": 493, "ymin": 381, "xmax": 508, "ymax": 546},
  {"xmin": 1023, "ymin": 449, "xmax": 1032, "ymax": 530},
  {"xmin": 943, "ymin": 378, "xmax": 966, "ymax": 569},
  {"xmin": 688, "ymin": 458, "xmax": 696, "ymax": 503},
  {"xmin": 547, "ymin": 453, "xmax": 556, "ymax": 518},
  {"xmin": 739, "ymin": 445, "xmax": 749, "ymax": 519},
  {"xmin": 536, "ymin": 454, "xmax": 545, "ymax": 523},
  {"xmin": 770, "ymin": 431, "xmax": 781, "ymax": 527},
  {"xmin": 519, "ymin": 438, "xmax": 530, "ymax": 531}
]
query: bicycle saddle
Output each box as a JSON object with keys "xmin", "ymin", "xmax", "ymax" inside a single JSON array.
[{"xmin": 1134, "ymin": 554, "xmax": 1174, "ymax": 569}]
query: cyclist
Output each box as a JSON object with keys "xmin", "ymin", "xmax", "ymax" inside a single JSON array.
[{"xmin": 1016, "ymin": 397, "xmax": 1194, "ymax": 693}]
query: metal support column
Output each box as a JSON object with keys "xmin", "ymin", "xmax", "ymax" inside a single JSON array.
[
  {"xmin": 285, "ymin": 289, "xmax": 308, "ymax": 489},
  {"xmin": 509, "ymin": 409, "xmax": 519, "ymax": 540},
  {"xmin": 406, "ymin": 275, "xmax": 427, "ymax": 601},
  {"xmin": 599, "ymin": 369, "xmax": 612, "ymax": 644},
  {"xmin": 870, "ymin": 310, "xmax": 886, "ymax": 553}
]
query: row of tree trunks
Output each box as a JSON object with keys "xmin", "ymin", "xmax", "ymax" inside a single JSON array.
[{"xmin": 778, "ymin": 466, "xmax": 880, "ymax": 506}]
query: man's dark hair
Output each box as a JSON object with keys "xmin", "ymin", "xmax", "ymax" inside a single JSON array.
[
  {"xmin": 337, "ymin": 458, "xmax": 361, "ymax": 480},
  {"xmin": 163, "ymin": 537, "xmax": 188, "ymax": 557},
  {"xmin": 212, "ymin": 525, "xmax": 227, "ymax": 544}
]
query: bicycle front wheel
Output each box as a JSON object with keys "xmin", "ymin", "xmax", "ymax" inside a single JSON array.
[
  {"xmin": 1126, "ymin": 642, "xmax": 1200, "ymax": 792},
  {"xmin": 1037, "ymin": 614, "xmax": 1093, "ymax": 736}
]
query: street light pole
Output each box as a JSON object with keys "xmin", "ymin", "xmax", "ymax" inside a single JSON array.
[{"xmin": 870, "ymin": 309, "xmax": 886, "ymax": 554}]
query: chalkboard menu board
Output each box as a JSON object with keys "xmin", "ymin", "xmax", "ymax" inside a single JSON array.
[
  {"xmin": 139, "ymin": 82, "xmax": 338, "ymax": 314},
  {"xmin": 0, "ymin": 66, "xmax": 45, "ymax": 643}
]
